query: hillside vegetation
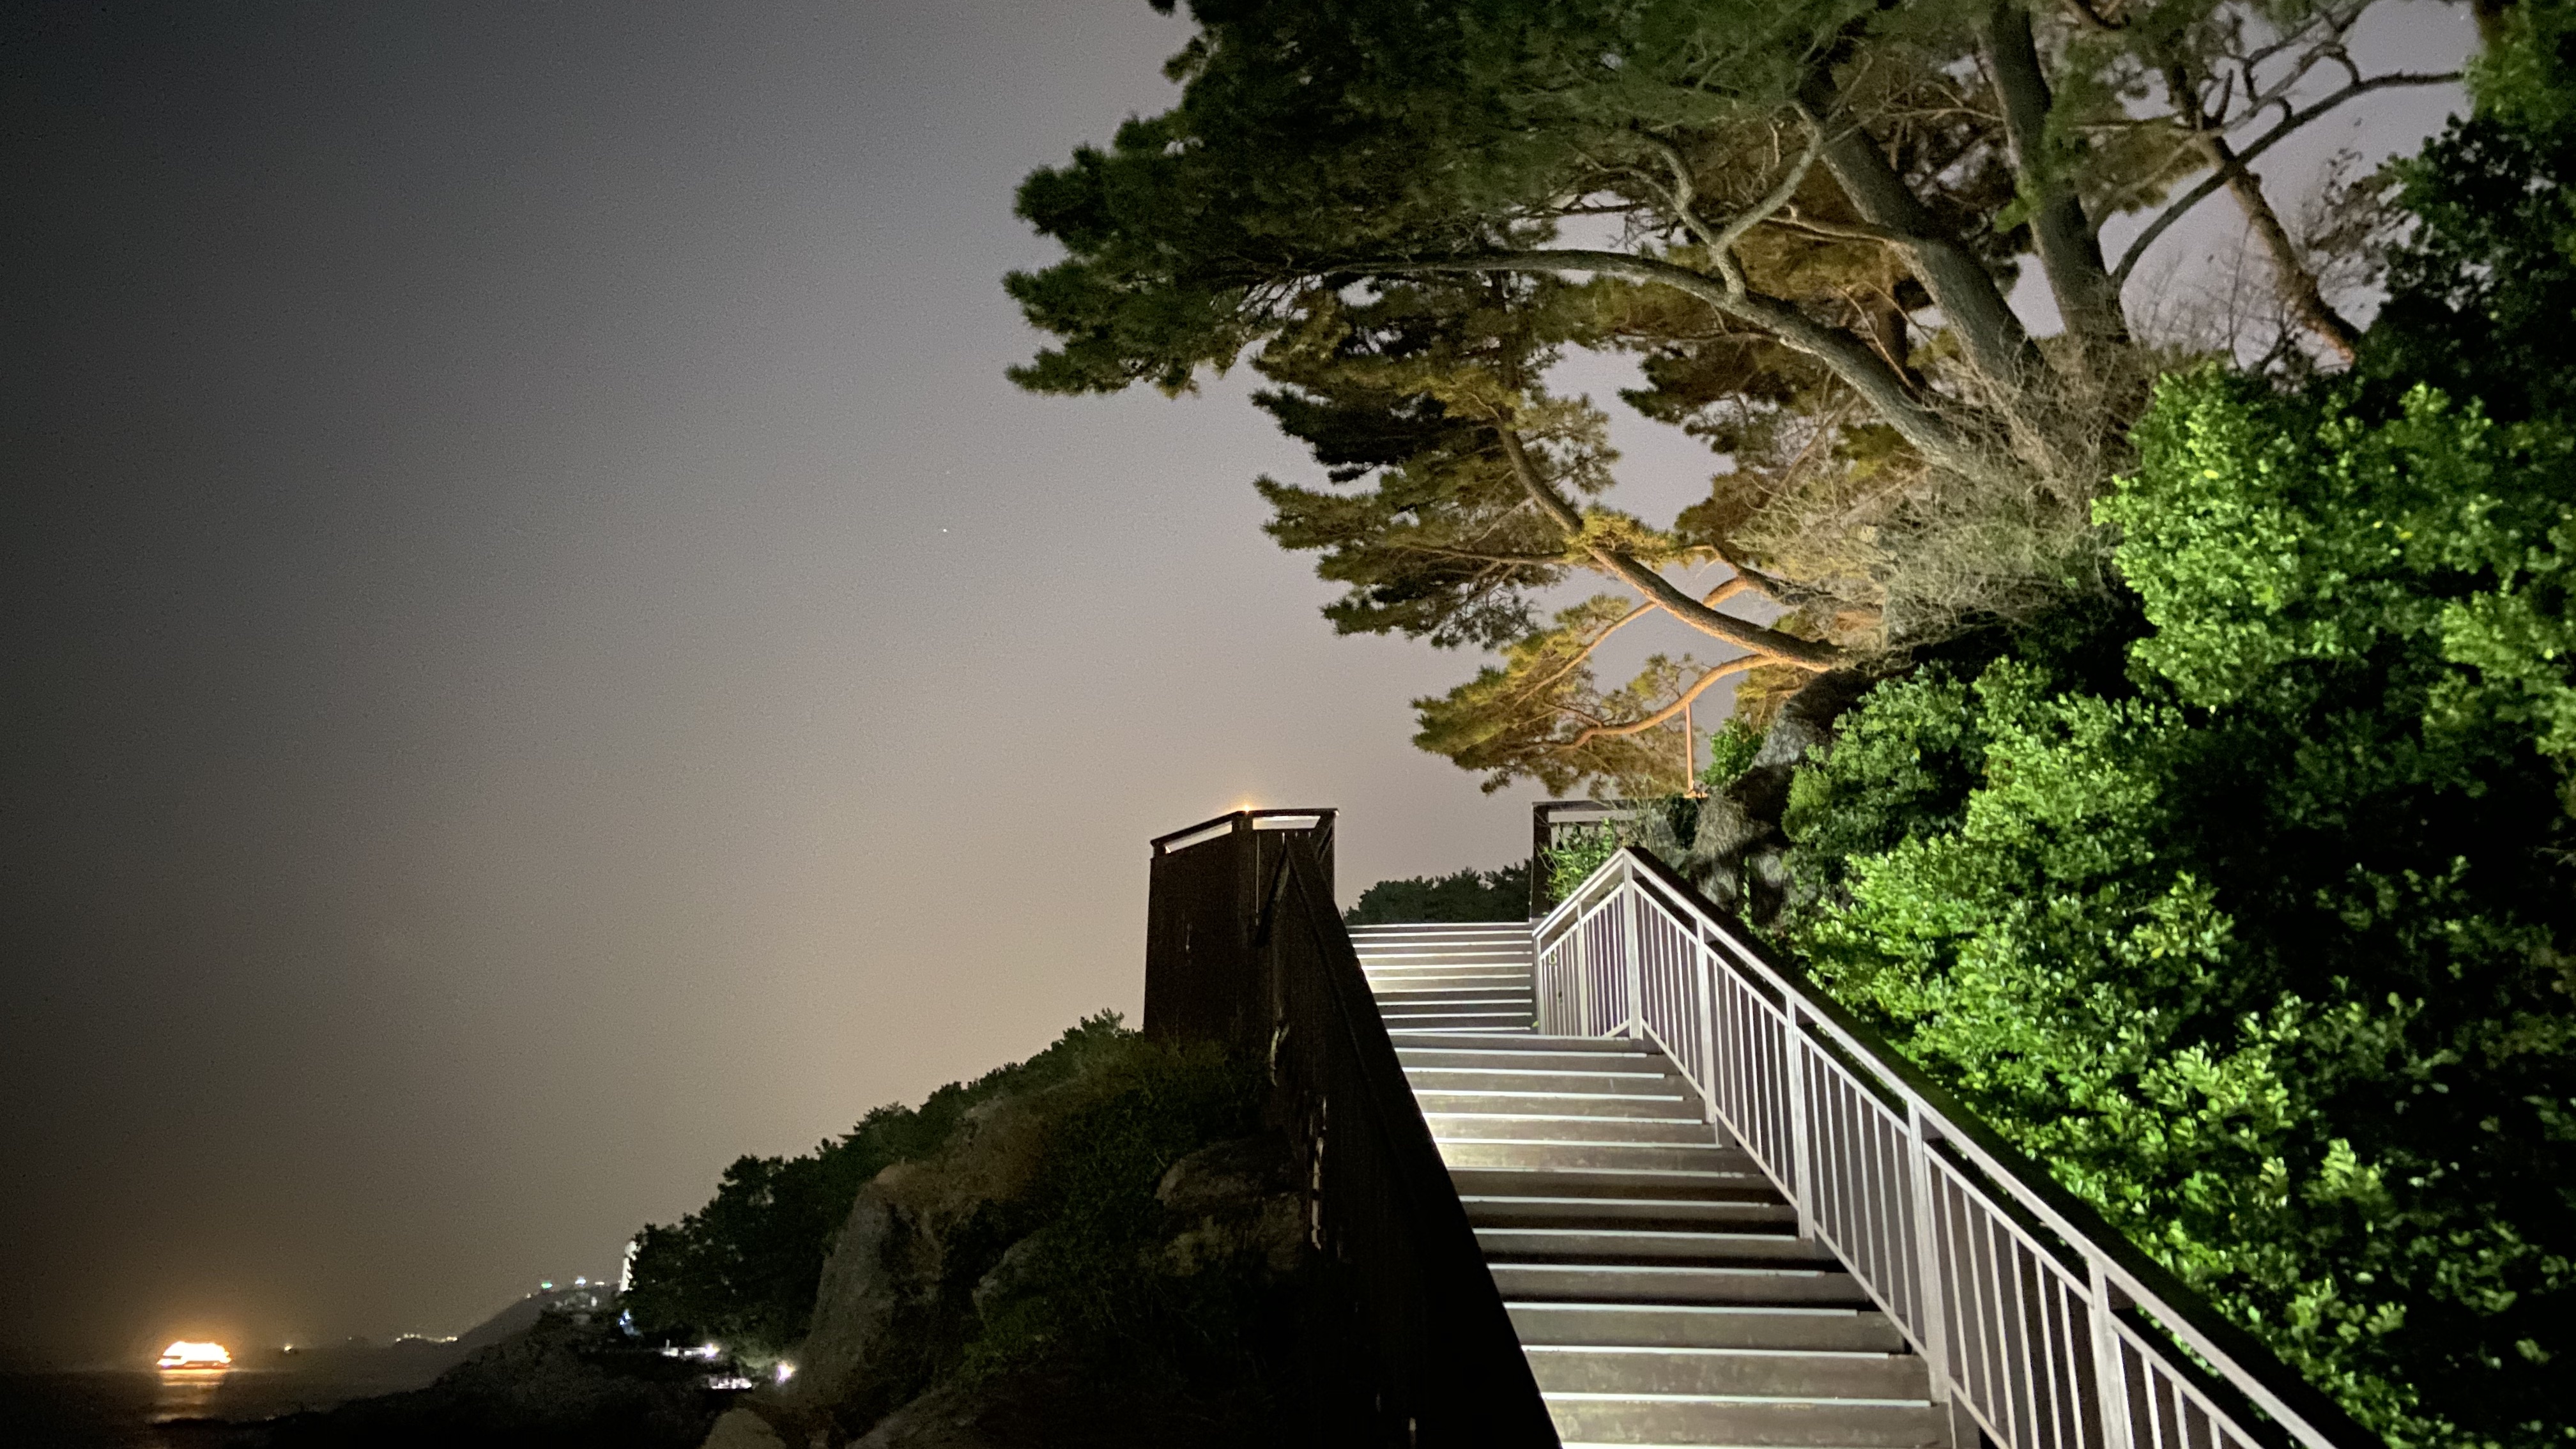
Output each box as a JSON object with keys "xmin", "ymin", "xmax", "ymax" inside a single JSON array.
[{"xmin": 625, "ymin": 1018, "xmax": 1306, "ymax": 1448}]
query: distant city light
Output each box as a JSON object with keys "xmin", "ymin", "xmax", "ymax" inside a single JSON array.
[
  {"xmin": 157, "ymin": 1341, "xmax": 232, "ymax": 1370},
  {"xmin": 539, "ymin": 1280, "xmax": 554, "ymax": 1290},
  {"xmin": 775, "ymin": 1362, "xmax": 795, "ymax": 1384}
]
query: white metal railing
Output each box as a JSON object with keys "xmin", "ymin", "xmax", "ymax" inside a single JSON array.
[{"xmin": 1534, "ymin": 847, "xmax": 2380, "ymax": 1449}]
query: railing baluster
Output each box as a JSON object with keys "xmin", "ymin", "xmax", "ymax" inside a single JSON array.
[
  {"xmin": 2090, "ymin": 1258, "xmax": 2135, "ymax": 1449},
  {"xmin": 1620, "ymin": 871, "xmax": 1642, "ymax": 1038},
  {"xmin": 1694, "ymin": 930, "xmax": 1719, "ymax": 1121},
  {"xmin": 1785, "ymin": 1004, "xmax": 1814, "ymax": 1238}
]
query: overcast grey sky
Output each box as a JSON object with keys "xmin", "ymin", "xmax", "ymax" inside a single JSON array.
[{"xmin": 0, "ymin": 0, "xmax": 2476, "ymax": 1365}]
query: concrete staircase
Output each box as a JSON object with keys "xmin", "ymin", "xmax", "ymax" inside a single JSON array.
[
  {"xmin": 1355, "ymin": 921, "xmax": 1538, "ymax": 1035},
  {"xmin": 1350, "ymin": 922, "xmax": 1948, "ymax": 1449}
]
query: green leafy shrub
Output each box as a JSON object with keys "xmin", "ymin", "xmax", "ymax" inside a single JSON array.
[
  {"xmin": 1702, "ymin": 718, "xmax": 1766, "ymax": 790},
  {"xmin": 1538, "ymin": 726, "xmax": 1768, "ymax": 907},
  {"xmin": 1780, "ymin": 368, "xmax": 2576, "ymax": 1448},
  {"xmin": 1541, "ymin": 821, "xmax": 1625, "ymax": 906},
  {"xmin": 1770, "ymin": 28, "xmax": 2576, "ymax": 1436}
]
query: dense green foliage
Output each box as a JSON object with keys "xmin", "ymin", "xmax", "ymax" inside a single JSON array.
[
  {"xmin": 1775, "ymin": 52, "xmax": 2576, "ymax": 1438},
  {"xmin": 624, "ymin": 1013, "xmax": 1134, "ymax": 1354},
  {"xmin": 1344, "ymin": 863, "xmax": 1531, "ymax": 924}
]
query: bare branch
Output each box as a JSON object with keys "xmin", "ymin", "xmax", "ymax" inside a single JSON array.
[
  {"xmin": 1708, "ymin": 132, "xmax": 1830, "ymax": 266},
  {"xmin": 1510, "ymin": 601, "xmax": 1657, "ymax": 703},
  {"xmin": 1634, "ymin": 126, "xmax": 1826, "ymax": 296},
  {"xmin": 1568, "ymin": 656, "xmax": 1770, "ymax": 747},
  {"xmin": 1385, "ymin": 543, "xmax": 1578, "ymax": 565},
  {"xmin": 2128, "ymin": 45, "xmax": 2443, "ymax": 363},
  {"xmin": 1508, "ymin": 581, "xmax": 1766, "ymax": 705},
  {"xmin": 1772, "ymin": 210, "xmax": 1919, "ymax": 247},
  {"xmin": 1492, "ymin": 427, "xmax": 1843, "ymax": 670},
  {"xmin": 2112, "ymin": 68, "xmax": 2462, "ymax": 289}
]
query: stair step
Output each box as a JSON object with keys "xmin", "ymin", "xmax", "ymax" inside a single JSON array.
[
  {"xmin": 1407, "ymin": 1067, "xmax": 1682, "ymax": 1094},
  {"xmin": 1477, "ymin": 1227, "xmax": 1833, "ymax": 1264},
  {"xmin": 1391, "ymin": 1031, "xmax": 1657, "ymax": 1053},
  {"xmin": 1360, "ymin": 1015, "xmax": 1943, "ymax": 1448},
  {"xmin": 1416, "ymin": 1091, "xmax": 1694, "ymax": 1121},
  {"xmin": 1491, "ymin": 1262, "xmax": 1866, "ymax": 1306},
  {"xmin": 1544, "ymin": 1392, "xmax": 1945, "ymax": 1447},
  {"xmin": 1399, "ymin": 1046, "xmax": 1664, "ymax": 1071},
  {"xmin": 1438, "ymin": 1140, "xmax": 1756, "ymax": 1172},
  {"xmin": 1450, "ymin": 1165, "xmax": 1775, "ymax": 1197},
  {"xmin": 1464, "ymin": 1195, "xmax": 1797, "ymax": 1228},
  {"xmin": 1381, "ymin": 985, "xmax": 1535, "ymax": 1000},
  {"xmin": 1508, "ymin": 1302, "xmax": 1908, "ymax": 1353},
  {"xmin": 1430, "ymin": 1115, "xmax": 1713, "ymax": 1144},
  {"xmin": 1525, "ymin": 1344, "xmax": 1929, "ymax": 1398}
]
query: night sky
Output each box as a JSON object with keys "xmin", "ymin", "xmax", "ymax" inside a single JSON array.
[{"xmin": 1, "ymin": 1, "xmax": 2474, "ymax": 1368}]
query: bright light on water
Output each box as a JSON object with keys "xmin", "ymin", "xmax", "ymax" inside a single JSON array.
[{"xmin": 156, "ymin": 1340, "xmax": 232, "ymax": 1369}]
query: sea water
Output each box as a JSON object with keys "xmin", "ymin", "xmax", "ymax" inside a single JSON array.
[{"xmin": 0, "ymin": 1362, "xmax": 443, "ymax": 1447}]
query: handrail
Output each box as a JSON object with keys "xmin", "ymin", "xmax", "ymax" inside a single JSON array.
[
  {"xmin": 1144, "ymin": 812, "xmax": 1558, "ymax": 1448},
  {"xmin": 1151, "ymin": 806, "xmax": 1338, "ymax": 855},
  {"xmin": 1534, "ymin": 846, "xmax": 2385, "ymax": 1449}
]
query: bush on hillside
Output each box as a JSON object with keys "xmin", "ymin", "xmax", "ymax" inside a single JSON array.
[
  {"xmin": 628, "ymin": 1016, "xmax": 1300, "ymax": 1446},
  {"xmin": 1344, "ymin": 863, "xmax": 1531, "ymax": 924},
  {"xmin": 622, "ymin": 1013, "xmax": 1133, "ymax": 1355},
  {"xmin": 1538, "ymin": 721, "xmax": 1770, "ymax": 907}
]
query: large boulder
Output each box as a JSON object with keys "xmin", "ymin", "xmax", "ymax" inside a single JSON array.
[
  {"xmin": 1690, "ymin": 667, "xmax": 1880, "ymax": 924},
  {"xmin": 788, "ymin": 1071, "xmax": 1131, "ymax": 1435},
  {"xmin": 1153, "ymin": 1135, "xmax": 1301, "ymax": 1278},
  {"xmin": 702, "ymin": 1406, "xmax": 790, "ymax": 1449},
  {"xmin": 765, "ymin": 1047, "xmax": 1299, "ymax": 1448}
]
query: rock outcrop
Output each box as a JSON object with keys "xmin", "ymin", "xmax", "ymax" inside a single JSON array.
[
  {"xmin": 708, "ymin": 1043, "xmax": 1301, "ymax": 1449},
  {"xmin": 787, "ymin": 1071, "xmax": 1117, "ymax": 1434},
  {"xmin": 1670, "ymin": 666, "xmax": 1879, "ymax": 922}
]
